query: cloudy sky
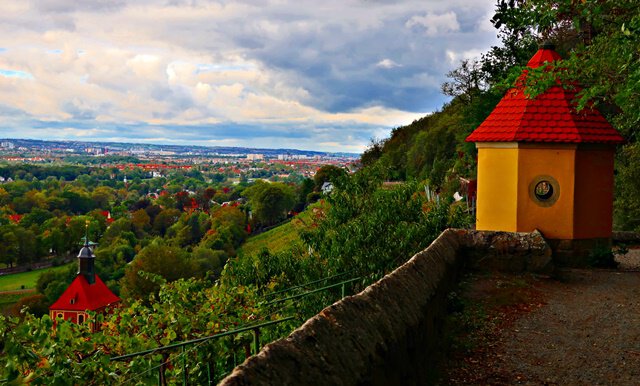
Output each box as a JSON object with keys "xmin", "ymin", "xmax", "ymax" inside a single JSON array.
[{"xmin": 0, "ymin": 0, "xmax": 499, "ymax": 153}]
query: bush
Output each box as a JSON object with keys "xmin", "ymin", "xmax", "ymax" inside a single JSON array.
[
  {"xmin": 12, "ymin": 294, "xmax": 49, "ymax": 317},
  {"xmin": 588, "ymin": 244, "xmax": 619, "ymax": 268}
]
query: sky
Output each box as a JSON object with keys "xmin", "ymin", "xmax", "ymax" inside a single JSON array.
[{"xmin": 0, "ymin": 1, "xmax": 500, "ymax": 154}]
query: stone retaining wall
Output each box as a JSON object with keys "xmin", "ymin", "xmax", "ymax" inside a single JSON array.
[
  {"xmin": 612, "ymin": 231, "xmax": 640, "ymax": 244},
  {"xmin": 219, "ymin": 229, "xmax": 552, "ymax": 386}
]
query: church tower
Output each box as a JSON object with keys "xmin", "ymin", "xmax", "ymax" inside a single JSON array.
[{"xmin": 49, "ymin": 224, "xmax": 120, "ymax": 331}]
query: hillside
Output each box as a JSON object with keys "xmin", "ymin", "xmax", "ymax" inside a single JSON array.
[{"xmin": 237, "ymin": 208, "xmax": 316, "ymax": 258}]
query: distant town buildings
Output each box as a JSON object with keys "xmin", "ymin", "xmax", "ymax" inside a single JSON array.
[
  {"xmin": 246, "ymin": 154, "xmax": 264, "ymax": 161},
  {"xmin": 277, "ymin": 154, "xmax": 311, "ymax": 161}
]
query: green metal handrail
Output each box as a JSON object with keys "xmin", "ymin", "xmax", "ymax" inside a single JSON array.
[
  {"xmin": 108, "ymin": 273, "xmax": 368, "ymax": 385},
  {"xmin": 264, "ymin": 276, "xmax": 363, "ymax": 305},
  {"xmin": 110, "ymin": 317, "xmax": 295, "ymax": 362},
  {"xmin": 262, "ymin": 270, "xmax": 355, "ymax": 298}
]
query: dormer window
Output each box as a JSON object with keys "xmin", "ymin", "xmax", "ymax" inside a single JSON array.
[{"xmin": 70, "ymin": 296, "xmax": 77, "ymax": 305}]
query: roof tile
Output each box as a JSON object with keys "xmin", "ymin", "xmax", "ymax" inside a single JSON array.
[
  {"xmin": 50, "ymin": 275, "xmax": 120, "ymax": 311},
  {"xmin": 466, "ymin": 47, "xmax": 625, "ymax": 145}
]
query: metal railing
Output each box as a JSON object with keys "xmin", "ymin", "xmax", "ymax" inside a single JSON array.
[
  {"xmin": 262, "ymin": 270, "xmax": 355, "ymax": 299},
  {"xmin": 110, "ymin": 317, "xmax": 295, "ymax": 385},
  {"xmin": 108, "ymin": 272, "xmax": 368, "ymax": 385},
  {"xmin": 265, "ymin": 277, "xmax": 362, "ymax": 305}
]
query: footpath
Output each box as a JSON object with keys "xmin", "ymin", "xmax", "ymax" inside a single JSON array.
[{"xmin": 442, "ymin": 248, "xmax": 640, "ymax": 385}]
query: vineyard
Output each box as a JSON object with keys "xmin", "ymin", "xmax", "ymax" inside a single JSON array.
[{"xmin": 0, "ymin": 170, "xmax": 471, "ymax": 384}]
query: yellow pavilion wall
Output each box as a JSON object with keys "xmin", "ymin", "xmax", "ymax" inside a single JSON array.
[
  {"xmin": 475, "ymin": 142, "xmax": 617, "ymax": 241},
  {"xmin": 516, "ymin": 145, "xmax": 576, "ymax": 239},
  {"xmin": 476, "ymin": 144, "xmax": 519, "ymax": 232}
]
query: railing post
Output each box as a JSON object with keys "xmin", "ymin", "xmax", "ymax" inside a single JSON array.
[
  {"xmin": 252, "ymin": 328, "xmax": 261, "ymax": 355},
  {"xmin": 181, "ymin": 346, "xmax": 188, "ymax": 386},
  {"xmin": 159, "ymin": 353, "xmax": 168, "ymax": 386},
  {"xmin": 207, "ymin": 360, "xmax": 214, "ymax": 385},
  {"xmin": 341, "ymin": 282, "xmax": 345, "ymax": 298}
]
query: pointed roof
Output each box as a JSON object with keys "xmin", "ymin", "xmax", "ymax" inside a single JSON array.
[
  {"xmin": 466, "ymin": 44, "xmax": 625, "ymax": 144},
  {"xmin": 49, "ymin": 274, "xmax": 120, "ymax": 311}
]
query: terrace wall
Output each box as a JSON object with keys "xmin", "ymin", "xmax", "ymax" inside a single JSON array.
[{"xmin": 220, "ymin": 229, "xmax": 552, "ymax": 385}]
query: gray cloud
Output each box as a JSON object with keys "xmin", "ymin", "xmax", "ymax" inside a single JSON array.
[{"xmin": 0, "ymin": 0, "xmax": 499, "ymax": 153}]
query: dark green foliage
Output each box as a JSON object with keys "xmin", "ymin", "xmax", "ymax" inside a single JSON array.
[
  {"xmin": 360, "ymin": 138, "xmax": 384, "ymax": 167},
  {"xmin": 244, "ymin": 181, "xmax": 295, "ymax": 226},
  {"xmin": 223, "ymin": 246, "xmax": 324, "ymax": 290},
  {"xmin": 294, "ymin": 178, "xmax": 315, "ymax": 211},
  {"xmin": 614, "ymin": 143, "xmax": 640, "ymax": 232},
  {"xmin": 35, "ymin": 264, "xmax": 76, "ymax": 304},
  {"xmin": 120, "ymin": 240, "xmax": 197, "ymax": 301},
  {"xmin": 588, "ymin": 244, "xmax": 619, "ymax": 269},
  {"xmin": 301, "ymin": 167, "xmax": 470, "ymax": 276},
  {"xmin": 313, "ymin": 165, "xmax": 347, "ymax": 191},
  {"xmin": 11, "ymin": 294, "xmax": 49, "ymax": 317}
]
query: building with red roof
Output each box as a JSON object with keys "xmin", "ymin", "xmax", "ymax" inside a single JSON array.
[
  {"xmin": 466, "ymin": 43, "xmax": 624, "ymax": 262},
  {"xmin": 49, "ymin": 233, "xmax": 120, "ymax": 331}
]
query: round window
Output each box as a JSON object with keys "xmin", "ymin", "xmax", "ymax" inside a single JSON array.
[
  {"xmin": 534, "ymin": 181, "xmax": 554, "ymax": 201},
  {"xmin": 529, "ymin": 175, "xmax": 559, "ymax": 207}
]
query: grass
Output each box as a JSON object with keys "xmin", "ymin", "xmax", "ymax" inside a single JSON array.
[
  {"xmin": 0, "ymin": 263, "xmax": 73, "ymax": 292},
  {"xmin": 238, "ymin": 205, "xmax": 318, "ymax": 258}
]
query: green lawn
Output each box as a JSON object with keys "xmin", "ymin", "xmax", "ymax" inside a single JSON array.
[
  {"xmin": 238, "ymin": 206, "xmax": 317, "ymax": 258},
  {"xmin": 0, "ymin": 263, "xmax": 73, "ymax": 292}
]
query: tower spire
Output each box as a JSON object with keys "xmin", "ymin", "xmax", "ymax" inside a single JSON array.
[{"xmin": 77, "ymin": 221, "xmax": 96, "ymax": 284}]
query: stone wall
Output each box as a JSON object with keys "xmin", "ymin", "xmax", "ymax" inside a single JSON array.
[
  {"xmin": 459, "ymin": 229, "xmax": 553, "ymax": 273},
  {"xmin": 219, "ymin": 229, "xmax": 552, "ymax": 386},
  {"xmin": 612, "ymin": 231, "xmax": 640, "ymax": 244}
]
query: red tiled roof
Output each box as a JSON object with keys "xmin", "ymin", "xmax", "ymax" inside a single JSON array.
[
  {"xmin": 49, "ymin": 274, "xmax": 120, "ymax": 311},
  {"xmin": 466, "ymin": 47, "xmax": 625, "ymax": 144}
]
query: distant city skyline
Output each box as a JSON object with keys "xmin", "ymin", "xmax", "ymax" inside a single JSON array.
[
  {"xmin": 0, "ymin": 1, "xmax": 499, "ymax": 153},
  {"xmin": 0, "ymin": 137, "xmax": 360, "ymax": 157}
]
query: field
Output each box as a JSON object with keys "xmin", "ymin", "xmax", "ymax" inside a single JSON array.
[
  {"xmin": 0, "ymin": 263, "xmax": 73, "ymax": 292},
  {"xmin": 238, "ymin": 205, "xmax": 318, "ymax": 257}
]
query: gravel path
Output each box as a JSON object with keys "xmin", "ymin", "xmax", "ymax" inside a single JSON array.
[{"xmin": 444, "ymin": 248, "xmax": 640, "ymax": 385}]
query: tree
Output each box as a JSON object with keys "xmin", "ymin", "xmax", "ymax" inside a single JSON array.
[
  {"xmin": 441, "ymin": 59, "xmax": 486, "ymax": 104},
  {"xmin": 294, "ymin": 178, "xmax": 315, "ymax": 212},
  {"xmin": 91, "ymin": 186, "xmax": 114, "ymax": 210},
  {"xmin": 0, "ymin": 187, "xmax": 9, "ymax": 206},
  {"xmin": 244, "ymin": 182, "xmax": 295, "ymax": 226},
  {"xmin": 152, "ymin": 208, "xmax": 181, "ymax": 236},
  {"xmin": 360, "ymin": 138, "xmax": 385, "ymax": 167},
  {"xmin": 0, "ymin": 225, "xmax": 19, "ymax": 267},
  {"xmin": 313, "ymin": 165, "xmax": 347, "ymax": 191},
  {"xmin": 131, "ymin": 209, "xmax": 151, "ymax": 237},
  {"xmin": 614, "ymin": 144, "xmax": 640, "ymax": 232},
  {"xmin": 60, "ymin": 189, "xmax": 94, "ymax": 214},
  {"xmin": 200, "ymin": 206, "xmax": 247, "ymax": 253},
  {"xmin": 120, "ymin": 240, "xmax": 197, "ymax": 301}
]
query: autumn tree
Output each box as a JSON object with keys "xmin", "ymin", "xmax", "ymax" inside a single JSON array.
[{"xmin": 120, "ymin": 240, "xmax": 197, "ymax": 301}]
